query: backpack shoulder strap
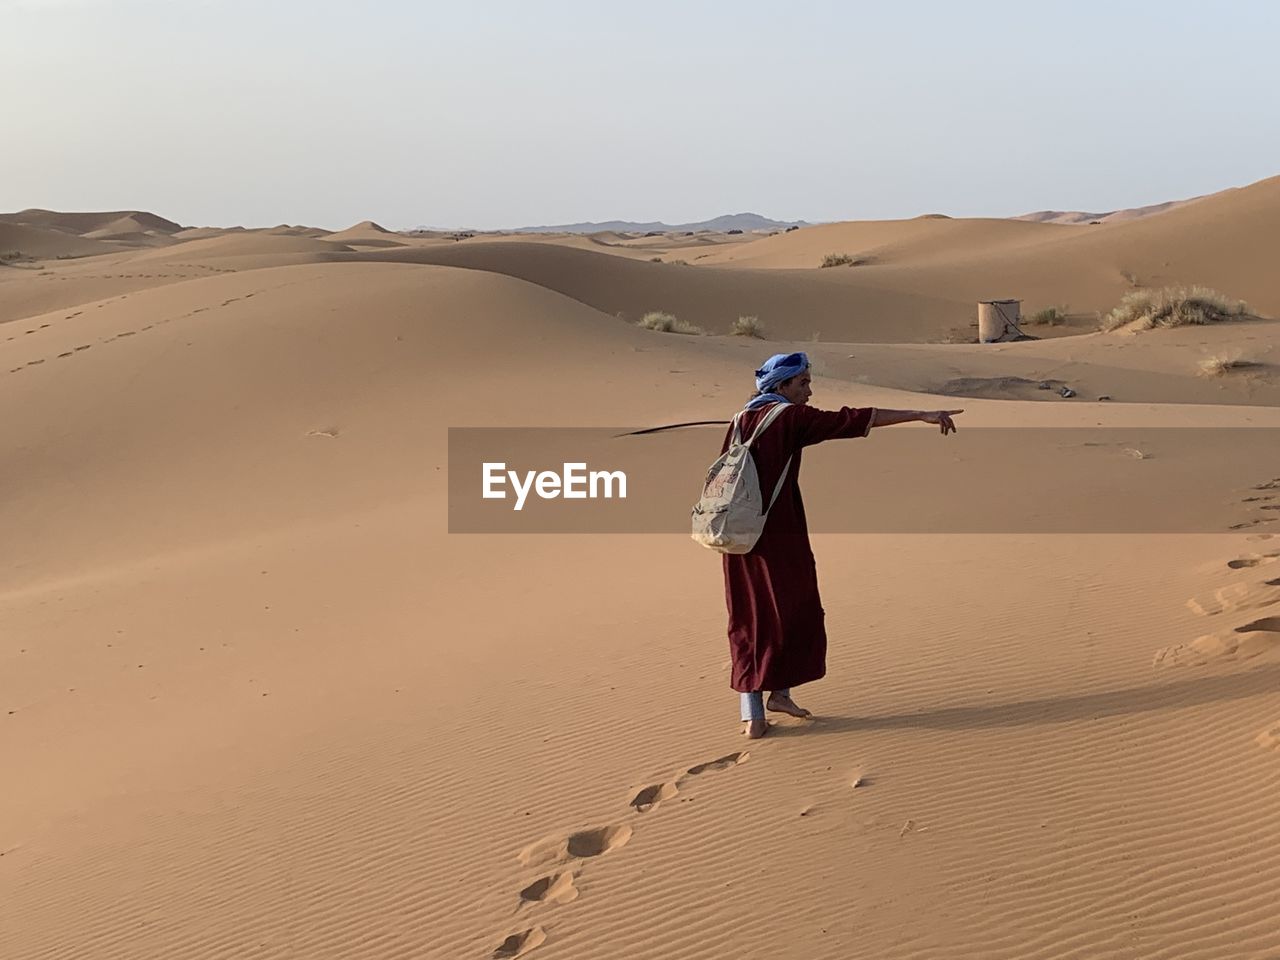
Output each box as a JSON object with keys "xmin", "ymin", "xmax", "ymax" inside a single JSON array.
[
  {"xmin": 747, "ymin": 403, "xmax": 793, "ymax": 516},
  {"xmin": 764, "ymin": 454, "xmax": 793, "ymax": 514},
  {"xmin": 729, "ymin": 411, "xmax": 745, "ymax": 446},
  {"xmin": 744, "ymin": 402, "xmax": 791, "ymax": 447}
]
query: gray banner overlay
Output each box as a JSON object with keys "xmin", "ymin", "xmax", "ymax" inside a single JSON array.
[{"xmin": 448, "ymin": 427, "xmax": 1279, "ymax": 534}]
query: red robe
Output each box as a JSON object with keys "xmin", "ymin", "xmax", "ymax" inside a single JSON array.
[{"xmin": 722, "ymin": 403, "xmax": 876, "ymax": 693}]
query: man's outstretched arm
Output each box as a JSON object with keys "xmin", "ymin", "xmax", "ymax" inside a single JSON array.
[{"xmin": 869, "ymin": 409, "xmax": 963, "ymax": 435}]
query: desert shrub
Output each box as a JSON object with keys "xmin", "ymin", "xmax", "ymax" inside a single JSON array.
[
  {"xmin": 731, "ymin": 315, "xmax": 765, "ymax": 338},
  {"xmin": 1198, "ymin": 353, "xmax": 1254, "ymax": 377},
  {"xmin": 1100, "ymin": 286, "xmax": 1249, "ymax": 332},
  {"xmin": 649, "ymin": 256, "xmax": 662, "ymax": 262},
  {"xmin": 637, "ymin": 311, "xmax": 704, "ymax": 335},
  {"xmin": 1, "ymin": 250, "xmax": 24, "ymax": 262},
  {"xmin": 1028, "ymin": 305, "xmax": 1069, "ymax": 326},
  {"xmin": 820, "ymin": 252, "xmax": 866, "ymax": 268}
]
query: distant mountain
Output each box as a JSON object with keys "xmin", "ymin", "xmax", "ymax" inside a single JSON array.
[{"xmin": 498, "ymin": 213, "xmax": 808, "ymax": 234}]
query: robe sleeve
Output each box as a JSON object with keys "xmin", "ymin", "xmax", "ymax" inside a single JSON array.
[{"xmin": 790, "ymin": 404, "xmax": 876, "ymax": 448}]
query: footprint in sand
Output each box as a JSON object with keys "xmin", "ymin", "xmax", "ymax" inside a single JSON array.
[
  {"xmin": 500, "ymin": 829, "xmax": 625, "ymax": 954},
  {"xmin": 1228, "ymin": 553, "xmax": 1280, "ymax": 570},
  {"xmin": 629, "ymin": 751, "xmax": 749, "ymax": 813},
  {"xmin": 1186, "ymin": 581, "xmax": 1280, "ymax": 617},
  {"xmin": 685, "ymin": 751, "xmax": 749, "ymax": 777},
  {"xmin": 629, "ymin": 781, "xmax": 679, "ymax": 813},
  {"xmin": 518, "ymin": 823, "xmax": 632, "ymax": 869},
  {"xmin": 492, "ymin": 926, "xmax": 546, "ymax": 959},
  {"xmin": 1154, "ymin": 616, "xmax": 1280, "ymax": 667},
  {"xmin": 518, "ymin": 871, "xmax": 578, "ymax": 906},
  {"xmin": 1160, "ymin": 570, "xmax": 1280, "ymax": 664},
  {"xmin": 503, "ymin": 750, "xmax": 748, "ymax": 952},
  {"xmin": 566, "ymin": 825, "xmax": 630, "ymax": 859}
]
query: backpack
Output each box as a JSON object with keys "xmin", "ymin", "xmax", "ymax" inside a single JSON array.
[{"xmin": 690, "ymin": 402, "xmax": 793, "ymax": 554}]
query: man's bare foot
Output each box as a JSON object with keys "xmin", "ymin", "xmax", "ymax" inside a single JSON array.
[
  {"xmin": 766, "ymin": 692, "xmax": 812, "ymax": 718},
  {"xmin": 743, "ymin": 718, "xmax": 768, "ymax": 739}
]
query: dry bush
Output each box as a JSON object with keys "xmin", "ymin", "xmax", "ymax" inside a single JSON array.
[
  {"xmin": 820, "ymin": 252, "xmax": 867, "ymax": 268},
  {"xmin": 731, "ymin": 315, "xmax": 766, "ymax": 338},
  {"xmin": 1028, "ymin": 305, "xmax": 1069, "ymax": 326},
  {"xmin": 1198, "ymin": 353, "xmax": 1255, "ymax": 377},
  {"xmin": 1101, "ymin": 286, "xmax": 1249, "ymax": 332},
  {"xmin": 637, "ymin": 311, "xmax": 704, "ymax": 335}
]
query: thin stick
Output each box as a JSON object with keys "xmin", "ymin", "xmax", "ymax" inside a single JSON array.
[{"xmin": 613, "ymin": 420, "xmax": 730, "ymax": 438}]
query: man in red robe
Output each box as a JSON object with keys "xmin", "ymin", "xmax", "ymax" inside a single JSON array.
[{"xmin": 723, "ymin": 352, "xmax": 961, "ymax": 738}]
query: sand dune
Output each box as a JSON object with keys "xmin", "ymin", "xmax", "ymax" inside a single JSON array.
[
  {"xmin": 127, "ymin": 231, "xmax": 358, "ymax": 261},
  {"xmin": 10, "ymin": 181, "xmax": 1275, "ymax": 345},
  {"xmin": 463, "ymin": 231, "xmax": 689, "ymax": 261},
  {"xmin": 329, "ymin": 219, "xmax": 391, "ymax": 236},
  {"xmin": 1017, "ymin": 196, "xmax": 1205, "ymax": 224},
  {"xmin": 5, "ymin": 178, "xmax": 1280, "ymax": 960},
  {"xmin": 0, "ymin": 221, "xmax": 122, "ymax": 259},
  {"xmin": 0, "ymin": 208, "xmax": 183, "ymax": 236},
  {"xmin": 324, "ymin": 220, "xmax": 404, "ymax": 246},
  {"xmin": 241, "ymin": 173, "xmax": 1271, "ymax": 345},
  {"xmin": 604, "ymin": 175, "xmax": 1280, "ymax": 329},
  {"xmin": 0, "ymin": 261, "xmax": 740, "ymax": 580},
  {"xmin": 797, "ymin": 319, "xmax": 1280, "ymax": 406},
  {"xmin": 80, "ymin": 214, "xmax": 180, "ymax": 244},
  {"xmin": 332, "ymin": 241, "xmax": 969, "ymax": 340},
  {"xmin": 264, "ymin": 224, "xmax": 334, "ymax": 237},
  {"xmin": 690, "ymin": 216, "xmax": 1070, "ymax": 269},
  {"xmin": 172, "ymin": 226, "xmax": 244, "ymax": 240},
  {"xmin": 0, "ymin": 228, "xmax": 358, "ymax": 327}
]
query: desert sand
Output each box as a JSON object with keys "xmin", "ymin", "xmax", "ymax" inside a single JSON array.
[{"xmin": 3, "ymin": 176, "xmax": 1280, "ymax": 960}]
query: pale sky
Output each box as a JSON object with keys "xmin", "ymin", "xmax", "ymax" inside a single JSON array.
[{"xmin": 2, "ymin": 0, "xmax": 1277, "ymax": 230}]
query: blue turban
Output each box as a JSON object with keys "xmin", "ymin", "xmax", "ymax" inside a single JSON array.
[{"xmin": 754, "ymin": 351, "xmax": 810, "ymax": 393}]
